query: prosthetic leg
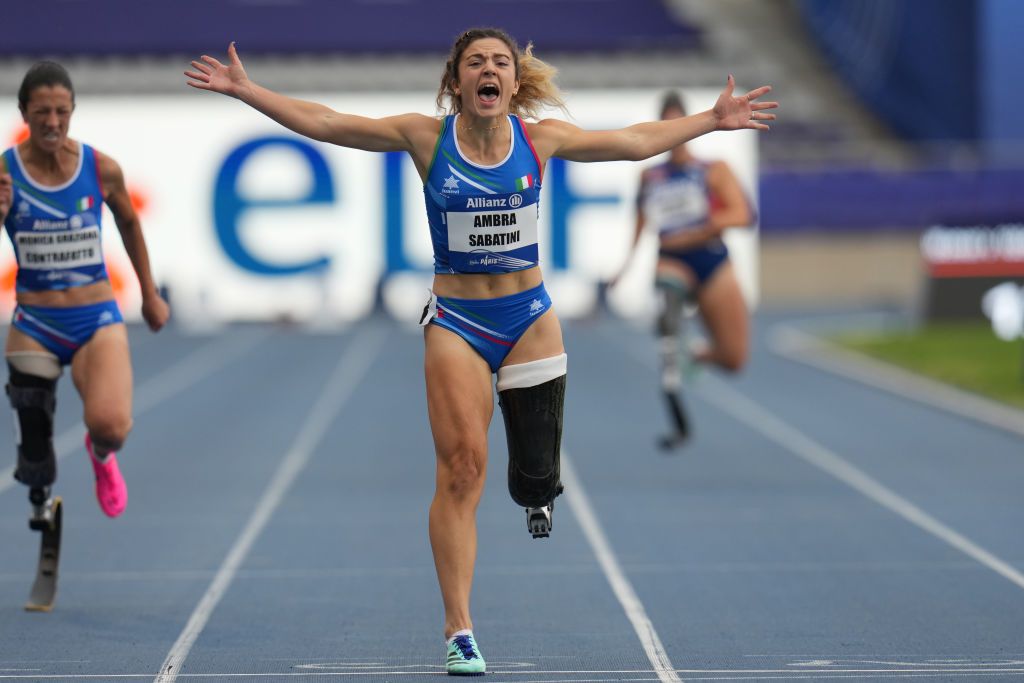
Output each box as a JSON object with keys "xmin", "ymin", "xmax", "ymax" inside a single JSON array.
[
  {"xmin": 497, "ymin": 354, "xmax": 567, "ymax": 539},
  {"xmin": 655, "ymin": 276, "xmax": 691, "ymax": 451},
  {"xmin": 7, "ymin": 352, "xmax": 64, "ymax": 611}
]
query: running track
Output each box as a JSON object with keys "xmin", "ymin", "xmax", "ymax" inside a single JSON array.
[{"xmin": 1, "ymin": 311, "xmax": 1022, "ymax": 682}]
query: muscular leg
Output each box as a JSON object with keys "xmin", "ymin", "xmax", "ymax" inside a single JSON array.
[
  {"xmin": 424, "ymin": 324, "xmax": 493, "ymax": 638},
  {"xmin": 694, "ymin": 261, "xmax": 748, "ymax": 373},
  {"xmin": 71, "ymin": 324, "xmax": 133, "ymax": 456},
  {"xmin": 502, "ymin": 309, "xmax": 564, "ymax": 367}
]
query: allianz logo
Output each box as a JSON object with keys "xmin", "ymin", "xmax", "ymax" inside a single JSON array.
[{"xmin": 465, "ymin": 194, "xmax": 523, "ymax": 209}]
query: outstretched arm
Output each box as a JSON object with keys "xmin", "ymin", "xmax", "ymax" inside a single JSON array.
[
  {"xmin": 97, "ymin": 151, "xmax": 169, "ymax": 332},
  {"xmin": 185, "ymin": 43, "xmax": 439, "ymax": 161},
  {"xmin": 531, "ymin": 75, "xmax": 777, "ymax": 163}
]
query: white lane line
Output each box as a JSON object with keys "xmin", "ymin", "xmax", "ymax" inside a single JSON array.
[
  {"xmin": 768, "ymin": 324, "xmax": 1024, "ymax": 439},
  {"xmin": 561, "ymin": 451, "xmax": 681, "ymax": 683},
  {"xmin": 698, "ymin": 375, "xmax": 1024, "ymax": 593},
  {"xmin": 153, "ymin": 325, "xmax": 386, "ymax": 683},
  {"xmin": 2, "ymin": 666, "xmax": 1024, "ymax": 680},
  {"xmin": 0, "ymin": 330, "xmax": 272, "ymax": 497},
  {"xmin": 610, "ymin": 326, "xmax": 1024, "ymax": 593}
]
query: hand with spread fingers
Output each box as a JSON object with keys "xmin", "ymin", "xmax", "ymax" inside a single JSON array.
[
  {"xmin": 185, "ymin": 42, "xmax": 251, "ymax": 99},
  {"xmin": 713, "ymin": 74, "xmax": 778, "ymax": 131}
]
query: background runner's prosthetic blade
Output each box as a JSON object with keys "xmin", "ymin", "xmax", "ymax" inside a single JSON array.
[{"xmin": 25, "ymin": 496, "xmax": 62, "ymax": 612}]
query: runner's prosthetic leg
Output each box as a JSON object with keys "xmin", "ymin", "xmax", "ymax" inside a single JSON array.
[
  {"xmin": 497, "ymin": 354, "xmax": 567, "ymax": 539},
  {"xmin": 655, "ymin": 276, "xmax": 691, "ymax": 450},
  {"xmin": 7, "ymin": 352, "xmax": 64, "ymax": 611}
]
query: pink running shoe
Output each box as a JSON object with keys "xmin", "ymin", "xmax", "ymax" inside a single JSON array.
[{"xmin": 85, "ymin": 434, "xmax": 127, "ymax": 518}]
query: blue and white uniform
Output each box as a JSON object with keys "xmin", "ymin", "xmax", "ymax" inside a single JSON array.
[
  {"xmin": 2, "ymin": 142, "xmax": 123, "ymax": 364},
  {"xmin": 420, "ymin": 114, "xmax": 550, "ymax": 371},
  {"xmin": 639, "ymin": 160, "xmax": 729, "ymax": 285}
]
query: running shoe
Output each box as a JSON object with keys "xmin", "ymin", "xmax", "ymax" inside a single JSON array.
[
  {"xmin": 446, "ymin": 633, "xmax": 486, "ymax": 676},
  {"xmin": 85, "ymin": 433, "xmax": 127, "ymax": 518}
]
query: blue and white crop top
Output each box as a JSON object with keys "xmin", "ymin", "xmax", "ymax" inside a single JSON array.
[
  {"xmin": 423, "ymin": 114, "xmax": 543, "ymax": 274},
  {"xmin": 2, "ymin": 142, "xmax": 109, "ymax": 292}
]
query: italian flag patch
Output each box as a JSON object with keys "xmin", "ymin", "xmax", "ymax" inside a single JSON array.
[
  {"xmin": 514, "ymin": 174, "xmax": 532, "ymax": 191},
  {"xmin": 76, "ymin": 196, "xmax": 94, "ymax": 211}
]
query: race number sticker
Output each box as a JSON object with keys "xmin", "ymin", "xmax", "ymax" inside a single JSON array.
[
  {"xmin": 446, "ymin": 204, "xmax": 538, "ymax": 254},
  {"xmin": 646, "ymin": 179, "xmax": 709, "ymax": 233},
  {"xmin": 16, "ymin": 227, "xmax": 103, "ymax": 270}
]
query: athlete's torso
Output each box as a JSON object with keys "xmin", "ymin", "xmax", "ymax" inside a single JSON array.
[
  {"xmin": 3, "ymin": 142, "xmax": 109, "ymax": 292},
  {"xmin": 424, "ymin": 114, "xmax": 543, "ymax": 275},
  {"xmin": 640, "ymin": 160, "xmax": 714, "ymax": 239}
]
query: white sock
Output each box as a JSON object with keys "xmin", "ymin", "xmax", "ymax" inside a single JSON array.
[
  {"xmin": 89, "ymin": 442, "xmax": 112, "ymax": 464},
  {"xmin": 446, "ymin": 629, "xmax": 473, "ymax": 645}
]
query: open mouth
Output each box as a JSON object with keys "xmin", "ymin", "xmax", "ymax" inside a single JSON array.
[{"xmin": 477, "ymin": 84, "xmax": 500, "ymax": 103}]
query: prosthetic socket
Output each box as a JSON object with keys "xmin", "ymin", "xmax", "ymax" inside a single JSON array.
[
  {"xmin": 7, "ymin": 354, "xmax": 62, "ymax": 489},
  {"xmin": 497, "ymin": 354, "xmax": 567, "ymax": 508}
]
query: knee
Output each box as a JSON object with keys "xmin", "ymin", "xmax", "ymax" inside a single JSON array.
[
  {"xmin": 718, "ymin": 348, "xmax": 747, "ymax": 374},
  {"xmin": 86, "ymin": 414, "xmax": 132, "ymax": 451},
  {"xmin": 436, "ymin": 440, "xmax": 487, "ymax": 501}
]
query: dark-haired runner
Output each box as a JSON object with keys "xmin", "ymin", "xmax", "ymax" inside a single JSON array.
[{"xmin": 1, "ymin": 61, "xmax": 169, "ymax": 608}]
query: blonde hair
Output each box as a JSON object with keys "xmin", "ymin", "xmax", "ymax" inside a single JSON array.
[{"xmin": 436, "ymin": 27, "xmax": 567, "ymax": 121}]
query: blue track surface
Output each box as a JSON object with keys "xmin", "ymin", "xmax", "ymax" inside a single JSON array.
[{"xmin": 1, "ymin": 313, "xmax": 1022, "ymax": 682}]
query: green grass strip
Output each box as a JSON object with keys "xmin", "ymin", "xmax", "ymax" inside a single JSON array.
[{"xmin": 834, "ymin": 322, "xmax": 1024, "ymax": 409}]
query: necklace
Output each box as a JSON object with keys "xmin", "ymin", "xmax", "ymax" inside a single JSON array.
[{"xmin": 459, "ymin": 120, "xmax": 503, "ymax": 132}]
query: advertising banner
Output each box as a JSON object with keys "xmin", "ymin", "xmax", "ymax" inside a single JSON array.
[{"xmin": 921, "ymin": 222, "xmax": 1024, "ymax": 321}]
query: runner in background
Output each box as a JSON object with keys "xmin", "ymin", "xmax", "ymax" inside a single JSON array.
[
  {"xmin": 613, "ymin": 91, "xmax": 754, "ymax": 450},
  {"xmin": 0, "ymin": 61, "xmax": 170, "ymax": 522}
]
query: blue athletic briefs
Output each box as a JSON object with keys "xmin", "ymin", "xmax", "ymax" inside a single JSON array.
[
  {"xmin": 12, "ymin": 301, "xmax": 124, "ymax": 365},
  {"xmin": 421, "ymin": 282, "xmax": 552, "ymax": 373}
]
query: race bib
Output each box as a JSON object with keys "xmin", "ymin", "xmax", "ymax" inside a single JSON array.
[
  {"xmin": 445, "ymin": 189, "xmax": 539, "ymax": 271},
  {"xmin": 16, "ymin": 227, "xmax": 103, "ymax": 270},
  {"xmin": 646, "ymin": 180, "xmax": 709, "ymax": 233}
]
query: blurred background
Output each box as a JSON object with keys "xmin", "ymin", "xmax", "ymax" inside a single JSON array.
[{"xmin": 1, "ymin": 0, "xmax": 1022, "ymax": 399}]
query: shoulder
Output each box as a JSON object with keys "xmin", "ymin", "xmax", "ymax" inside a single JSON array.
[
  {"xmin": 397, "ymin": 113, "xmax": 445, "ymax": 151},
  {"xmin": 396, "ymin": 112, "xmax": 443, "ymax": 128},
  {"xmin": 89, "ymin": 147, "xmax": 123, "ymax": 180},
  {"xmin": 704, "ymin": 159, "xmax": 738, "ymax": 183},
  {"xmin": 87, "ymin": 146, "xmax": 128, "ymax": 195},
  {"xmin": 527, "ymin": 118, "xmax": 578, "ymax": 139},
  {"xmin": 640, "ymin": 164, "xmax": 663, "ymax": 181},
  {"xmin": 641, "ymin": 162, "xmax": 670, "ymax": 184},
  {"xmin": 395, "ymin": 112, "xmax": 444, "ymax": 137},
  {"xmin": 521, "ymin": 118, "xmax": 580, "ymax": 159}
]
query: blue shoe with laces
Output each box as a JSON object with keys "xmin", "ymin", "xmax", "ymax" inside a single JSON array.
[{"xmin": 446, "ymin": 632, "xmax": 486, "ymax": 676}]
